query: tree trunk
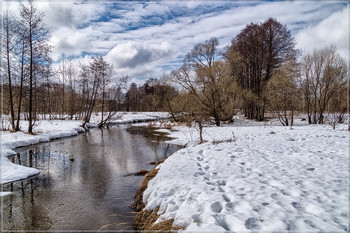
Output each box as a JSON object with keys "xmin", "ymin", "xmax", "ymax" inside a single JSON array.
[
  {"xmin": 28, "ymin": 27, "xmax": 33, "ymax": 134},
  {"xmin": 15, "ymin": 58, "xmax": 25, "ymax": 131},
  {"xmin": 5, "ymin": 16, "xmax": 16, "ymax": 131}
]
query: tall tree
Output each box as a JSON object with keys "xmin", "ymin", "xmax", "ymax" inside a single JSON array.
[
  {"xmin": 57, "ymin": 58, "xmax": 67, "ymax": 119},
  {"xmin": 80, "ymin": 63, "xmax": 100, "ymax": 127},
  {"xmin": 172, "ymin": 38, "xmax": 237, "ymax": 126},
  {"xmin": 226, "ymin": 18, "xmax": 297, "ymax": 120},
  {"xmin": 66, "ymin": 61, "xmax": 78, "ymax": 120},
  {"xmin": 1, "ymin": 11, "xmax": 17, "ymax": 130},
  {"xmin": 125, "ymin": 82, "xmax": 140, "ymax": 111},
  {"xmin": 15, "ymin": 23, "xmax": 28, "ymax": 131},
  {"xmin": 90, "ymin": 56, "xmax": 113, "ymax": 128},
  {"xmin": 19, "ymin": 0, "xmax": 52, "ymax": 133},
  {"xmin": 266, "ymin": 63, "xmax": 301, "ymax": 127},
  {"xmin": 300, "ymin": 45, "xmax": 347, "ymax": 124}
]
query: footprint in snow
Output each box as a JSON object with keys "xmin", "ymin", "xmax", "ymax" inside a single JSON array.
[
  {"xmin": 304, "ymin": 220, "xmax": 316, "ymax": 228},
  {"xmin": 194, "ymin": 171, "xmax": 204, "ymax": 177},
  {"xmin": 216, "ymin": 180, "xmax": 226, "ymax": 186},
  {"xmin": 244, "ymin": 217, "xmax": 262, "ymax": 230},
  {"xmin": 281, "ymin": 189, "xmax": 290, "ymax": 196},
  {"xmin": 210, "ymin": 202, "xmax": 223, "ymax": 213},
  {"xmin": 306, "ymin": 168, "xmax": 315, "ymax": 171},
  {"xmin": 225, "ymin": 202, "xmax": 235, "ymax": 210},
  {"xmin": 286, "ymin": 222, "xmax": 296, "ymax": 231},
  {"xmin": 222, "ymin": 194, "xmax": 230, "ymax": 202},
  {"xmin": 240, "ymin": 162, "xmax": 246, "ymax": 165},
  {"xmin": 291, "ymin": 202, "xmax": 303, "ymax": 210}
]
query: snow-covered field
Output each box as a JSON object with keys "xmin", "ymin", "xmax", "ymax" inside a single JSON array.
[
  {"xmin": 0, "ymin": 112, "xmax": 169, "ymax": 187},
  {"xmin": 144, "ymin": 122, "xmax": 349, "ymax": 232}
]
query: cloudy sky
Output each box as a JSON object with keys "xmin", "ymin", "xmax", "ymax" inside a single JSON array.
[{"xmin": 3, "ymin": 1, "xmax": 348, "ymax": 84}]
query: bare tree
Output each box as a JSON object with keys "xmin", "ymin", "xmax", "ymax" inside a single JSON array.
[
  {"xmin": 66, "ymin": 61, "xmax": 78, "ymax": 120},
  {"xmin": 19, "ymin": 0, "xmax": 52, "ymax": 133},
  {"xmin": 125, "ymin": 82, "xmax": 140, "ymax": 111},
  {"xmin": 79, "ymin": 57, "xmax": 114, "ymax": 128},
  {"xmin": 1, "ymin": 11, "xmax": 17, "ymax": 130},
  {"xmin": 227, "ymin": 18, "xmax": 298, "ymax": 121},
  {"xmin": 157, "ymin": 74, "xmax": 178, "ymax": 121},
  {"xmin": 15, "ymin": 25, "xmax": 28, "ymax": 131},
  {"xmin": 57, "ymin": 58, "xmax": 67, "ymax": 119},
  {"xmin": 80, "ymin": 63, "xmax": 100, "ymax": 128},
  {"xmin": 300, "ymin": 45, "xmax": 347, "ymax": 124},
  {"xmin": 172, "ymin": 38, "xmax": 237, "ymax": 126},
  {"xmin": 266, "ymin": 63, "xmax": 300, "ymax": 128}
]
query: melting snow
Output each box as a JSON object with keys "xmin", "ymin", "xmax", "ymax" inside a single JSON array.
[
  {"xmin": 1, "ymin": 112, "xmax": 169, "ymax": 186},
  {"xmin": 145, "ymin": 124, "xmax": 349, "ymax": 232}
]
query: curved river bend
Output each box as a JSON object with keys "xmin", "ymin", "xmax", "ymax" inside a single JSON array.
[{"xmin": 2, "ymin": 125, "xmax": 180, "ymax": 232}]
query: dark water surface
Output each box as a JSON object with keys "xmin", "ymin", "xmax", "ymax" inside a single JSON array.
[{"xmin": 1, "ymin": 125, "xmax": 180, "ymax": 232}]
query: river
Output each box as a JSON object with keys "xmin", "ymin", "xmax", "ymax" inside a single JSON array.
[{"xmin": 1, "ymin": 125, "xmax": 180, "ymax": 232}]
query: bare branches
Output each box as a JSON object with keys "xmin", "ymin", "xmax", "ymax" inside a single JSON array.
[
  {"xmin": 171, "ymin": 38, "xmax": 237, "ymax": 126},
  {"xmin": 301, "ymin": 45, "xmax": 347, "ymax": 124},
  {"xmin": 227, "ymin": 18, "xmax": 297, "ymax": 121}
]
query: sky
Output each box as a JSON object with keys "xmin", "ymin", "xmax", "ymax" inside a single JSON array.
[{"xmin": 3, "ymin": 1, "xmax": 349, "ymax": 84}]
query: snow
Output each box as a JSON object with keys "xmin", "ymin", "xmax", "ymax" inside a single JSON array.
[
  {"xmin": 1, "ymin": 120, "xmax": 86, "ymax": 185},
  {"xmin": 1, "ymin": 112, "xmax": 169, "ymax": 186},
  {"xmin": 89, "ymin": 111, "xmax": 170, "ymax": 124},
  {"xmin": 144, "ymin": 123, "xmax": 349, "ymax": 232},
  {"xmin": 0, "ymin": 192, "xmax": 12, "ymax": 197}
]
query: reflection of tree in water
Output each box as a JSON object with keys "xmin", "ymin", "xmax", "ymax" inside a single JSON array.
[
  {"xmin": 2, "ymin": 126, "xmax": 181, "ymax": 231},
  {"xmin": 126, "ymin": 126, "xmax": 179, "ymax": 164},
  {"xmin": 3, "ymin": 179, "xmax": 52, "ymax": 231},
  {"xmin": 78, "ymin": 131, "xmax": 112, "ymax": 202}
]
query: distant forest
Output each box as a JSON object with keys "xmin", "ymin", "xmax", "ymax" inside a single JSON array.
[{"xmin": 1, "ymin": 0, "xmax": 348, "ymax": 132}]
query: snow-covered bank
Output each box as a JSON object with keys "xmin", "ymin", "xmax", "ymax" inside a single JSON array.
[
  {"xmin": 89, "ymin": 111, "xmax": 170, "ymax": 124},
  {"xmin": 1, "ymin": 120, "xmax": 86, "ymax": 185},
  {"xmin": 143, "ymin": 124, "xmax": 349, "ymax": 232},
  {"xmin": 1, "ymin": 112, "xmax": 169, "ymax": 186}
]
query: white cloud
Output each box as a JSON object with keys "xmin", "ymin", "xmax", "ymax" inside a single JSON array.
[
  {"xmin": 105, "ymin": 41, "xmax": 176, "ymax": 79},
  {"xmin": 295, "ymin": 7, "xmax": 348, "ymax": 61},
  {"xmin": 3, "ymin": 1, "xmax": 347, "ymax": 81},
  {"xmin": 39, "ymin": 2, "xmax": 106, "ymax": 29},
  {"xmin": 50, "ymin": 27, "xmax": 93, "ymax": 60}
]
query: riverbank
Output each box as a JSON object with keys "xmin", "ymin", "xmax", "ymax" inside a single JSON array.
[
  {"xmin": 0, "ymin": 112, "xmax": 170, "ymax": 188},
  {"xmin": 133, "ymin": 120, "xmax": 348, "ymax": 232},
  {"xmin": 132, "ymin": 167, "xmax": 182, "ymax": 231}
]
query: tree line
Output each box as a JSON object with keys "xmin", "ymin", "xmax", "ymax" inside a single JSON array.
[
  {"xmin": 1, "ymin": 0, "xmax": 348, "ymax": 133},
  {"xmin": 170, "ymin": 18, "xmax": 348, "ymax": 128}
]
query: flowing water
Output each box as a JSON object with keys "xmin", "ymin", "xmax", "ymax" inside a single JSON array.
[{"xmin": 1, "ymin": 125, "xmax": 180, "ymax": 232}]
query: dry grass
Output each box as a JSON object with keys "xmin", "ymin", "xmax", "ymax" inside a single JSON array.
[
  {"xmin": 134, "ymin": 207, "xmax": 183, "ymax": 232},
  {"xmin": 134, "ymin": 169, "xmax": 149, "ymax": 176},
  {"xmin": 132, "ymin": 167, "xmax": 183, "ymax": 232},
  {"xmin": 132, "ymin": 168, "xmax": 159, "ymax": 212}
]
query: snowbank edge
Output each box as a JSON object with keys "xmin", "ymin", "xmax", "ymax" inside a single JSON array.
[{"xmin": 132, "ymin": 167, "xmax": 184, "ymax": 231}]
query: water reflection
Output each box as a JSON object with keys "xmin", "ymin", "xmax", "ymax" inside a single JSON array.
[{"xmin": 1, "ymin": 125, "xmax": 180, "ymax": 231}]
